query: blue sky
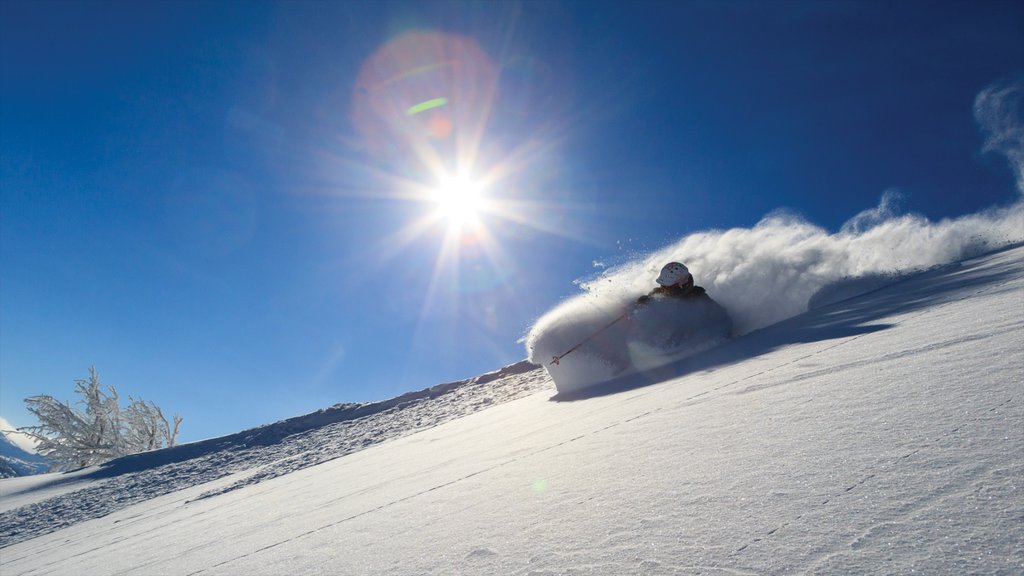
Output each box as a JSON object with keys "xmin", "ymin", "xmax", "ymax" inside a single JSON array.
[{"xmin": 2, "ymin": 0, "xmax": 1022, "ymax": 443}]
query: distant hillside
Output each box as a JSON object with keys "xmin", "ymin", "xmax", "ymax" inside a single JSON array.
[{"xmin": 0, "ymin": 432, "xmax": 49, "ymax": 478}]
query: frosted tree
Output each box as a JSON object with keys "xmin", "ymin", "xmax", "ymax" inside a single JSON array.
[
  {"xmin": 122, "ymin": 397, "xmax": 182, "ymax": 453},
  {"xmin": 77, "ymin": 367, "xmax": 122, "ymax": 460},
  {"xmin": 20, "ymin": 367, "xmax": 182, "ymax": 471}
]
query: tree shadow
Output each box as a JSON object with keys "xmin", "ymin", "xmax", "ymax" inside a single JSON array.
[{"xmin": 550, "ymin": 243, "xmax": 1022, "ymax": 402}]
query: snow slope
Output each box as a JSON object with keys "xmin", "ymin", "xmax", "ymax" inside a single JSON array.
[
  {"xmin": 0, "ymin": 432, "xmax": 48, "ymax": 478},
  {"xmin": 1, "ymin": 244, "xmax": 1022, "ymax": 575}
]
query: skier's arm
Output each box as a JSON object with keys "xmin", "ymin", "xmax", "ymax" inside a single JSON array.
[{"xmin": 636, "ymin": 286, "xmax": 666, "ymax": 306}]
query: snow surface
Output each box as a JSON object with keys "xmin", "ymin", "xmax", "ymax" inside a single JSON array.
[{"xmin": 1, "ymin": 244, "xmax": 1022, "ymax": 575}]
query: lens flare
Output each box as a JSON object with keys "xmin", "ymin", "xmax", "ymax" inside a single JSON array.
[
  {"xmin": 340, "ymin": 29, "xmax": 579, "ymax": 344},
  {"xmin": 406, "ymin": 97, "xmax": 449, "ymax": 116},
  {"xmin": 350, "ymin": 31, "xmax": 498, "ymax": 177}
]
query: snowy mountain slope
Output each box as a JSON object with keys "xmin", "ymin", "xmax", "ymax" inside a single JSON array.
[
  {"xmin": 0, "ymin": 359, "xmax": 548, "ymax": 542},
  {"xmin": 0, "ymin": 433, "xmax": 48, "ymax": 478},
  {"xmin": 0, "ymin": 244, "xmax": 1021, "ymax": 575}
]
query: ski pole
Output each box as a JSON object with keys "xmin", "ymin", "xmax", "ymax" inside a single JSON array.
[{"xmin": 551, "ymin": 312, "xmax": 628, "ymax": 365}]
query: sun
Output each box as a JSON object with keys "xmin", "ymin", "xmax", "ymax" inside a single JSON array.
[{"xmin": 431, "ymin": 173, "xmax": 486, "ymax": 227}]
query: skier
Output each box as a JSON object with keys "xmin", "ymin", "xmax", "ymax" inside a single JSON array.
[
  {"xmin": 636, "ymin": 262, "xmax": 709, "ymax": 305},
  {"xmin": 545, "ymin": 261, "xmax": 731, "ymax": 371},
  {"xmin": 633, "ymin": 261, "xmax": 733, "ymax": 346}
]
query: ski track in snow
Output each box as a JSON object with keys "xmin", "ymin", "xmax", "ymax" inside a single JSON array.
[{"xmin": 0, "ymin": 362, "xmax": 551, "ymax": 548}]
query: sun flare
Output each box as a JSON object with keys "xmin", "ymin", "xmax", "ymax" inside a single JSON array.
[{"xmin": 432, "ymin": 174, "xmax": 486, "ymax": 227}]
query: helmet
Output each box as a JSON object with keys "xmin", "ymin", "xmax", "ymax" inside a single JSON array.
[{"xmin": 656, "ymin": 262, "xmax": 691, "ymax": 286}]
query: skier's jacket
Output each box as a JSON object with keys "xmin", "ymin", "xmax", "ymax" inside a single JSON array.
[
  {"xmin": 636, "ymin": 277, "xmax": 710, "ymax": 305},
  {"xmin": 634, "ymin": 277, "xmax": 733, "ymax": 340}
]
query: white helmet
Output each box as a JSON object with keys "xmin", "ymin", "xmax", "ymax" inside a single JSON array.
[{"xmin": 656, "ymin": 262, "xmax": 691, "ymax": 286}]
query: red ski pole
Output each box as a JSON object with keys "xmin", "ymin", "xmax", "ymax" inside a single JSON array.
[{"xmin": 550, "ymin": 312, "xmax": 628, "ymax": 365}]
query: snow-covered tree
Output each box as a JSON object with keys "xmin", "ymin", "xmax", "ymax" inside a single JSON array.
[
  {"xmin": 122, "ymin": 397, "xmax": 182, "ymax": 454},
  {"xmin": 20, "ymin": 367, "xmax": 182, "ymax": 471}
]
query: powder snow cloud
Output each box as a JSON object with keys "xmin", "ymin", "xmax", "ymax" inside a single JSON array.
[
  {"xmin": 975, "ymin": 74, "xmax": 1024, "ymax": 194},
  {"xmin": 526, "ymin": 76, "xmax": 1024, "ymax": 364}
]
